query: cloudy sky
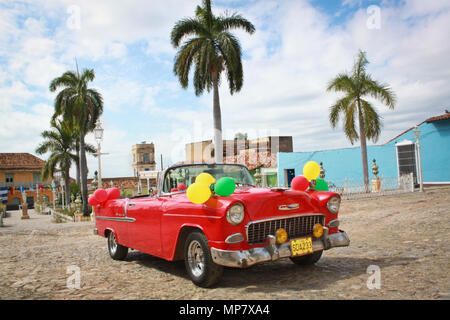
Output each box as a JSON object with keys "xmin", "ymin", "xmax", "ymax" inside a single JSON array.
[{"xmin": 1, "ymin": 0, "xmax": 449, "ymax": 178}]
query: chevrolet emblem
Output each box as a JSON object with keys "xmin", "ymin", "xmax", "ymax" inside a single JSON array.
[{"xmin": 278, "ymin": 203, "xmax": 300, "ymax": 210}]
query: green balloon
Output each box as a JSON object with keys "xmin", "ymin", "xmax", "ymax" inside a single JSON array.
[
  {"xmin": 313, "ymin": 179, "xmax": 329, "ymax": 191},
  {"xmin": 214, "ymin": 177, "xmax": 236, "ymax": 197}
]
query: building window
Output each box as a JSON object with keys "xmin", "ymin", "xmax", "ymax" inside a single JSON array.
[
  {"xmin": 396, "ymin": 141, "xmax": 418, "ymax": 185},
  {"xmin": 33, "ymin": 173, "xmax": 41, "ymax": 184},
  {"xmin": 143, "ymin": 153, "xmax": 150, "ymax": 163},
  {"xmin": 5, "ymin": 173, "xmax": 13, "ymax": 183}
]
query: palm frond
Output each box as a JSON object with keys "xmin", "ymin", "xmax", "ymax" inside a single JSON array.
[
  {"xmin": 361, "ymin": 99, "xmax": 382, "ymax": 142},
  {"xmin": 362, "ymin": 74, "xmax": 396, "ymax": 109},
  {"xmin": 326, "ymin": 73, "xmax": 355, "ymax": 93},
  {"xmin": 353, "ymin": 49, "xmax": 369, "ymax": 78},
  {"xmin": 343, "ymin": 100, "xmax": 359, "ymax": 144},
  {"xmin": 49, "ymin": 71, "xmax": 78, "ymax": 92},
  {"xmin": 217, "ymin": 13, "xmax": 255, "ymax": 34},
  {"xmin": 171, "ymin": 18, "xmax": 210, "ymax": 47}
]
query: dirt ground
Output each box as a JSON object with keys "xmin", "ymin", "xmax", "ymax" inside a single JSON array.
[{"xmin": 0, "ymin": 187, "xmax": 449, "ymax": 300}]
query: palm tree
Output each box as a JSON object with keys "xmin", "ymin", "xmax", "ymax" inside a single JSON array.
[
  {"xmin": 171, "ymin": 0, "xmax": 255, "ymax": 163},
  {"xmin": 36, "ymin": 120, "xmax": 77, "ymax": 206},
  {"xmin": 71, "ymin": 125, "xmax": 97, "ymax": 188},
  {"xmin": 327, "ymin": 50, "xmax": 396, "ymax": 191},
  {"xmin": 49, "ymin": 68, "xmax": 103, "ymax": 215}
]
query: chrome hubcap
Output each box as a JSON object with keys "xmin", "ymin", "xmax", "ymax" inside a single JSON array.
[
  {"xmin": 109, "ymin": 233, "xmax": 117, "ymax": 254},
  {"xmin": 187, "ymin": 240, "xmax": 205, "ymax": 277}
]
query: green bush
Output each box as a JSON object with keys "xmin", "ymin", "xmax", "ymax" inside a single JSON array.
[
  {"xmin": 120, "ymin": 189, "xmax": 134, "ymax": 198},
  {"xmin": 70, "ymin": 183, "xmax": 80, "ymax": 197}
]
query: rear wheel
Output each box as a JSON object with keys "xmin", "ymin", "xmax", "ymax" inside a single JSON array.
[
  {"xmin": 184, "ymin": 231, "xmax": 223, "ymax": 288},
  {"xmin": 107, "ymin": 231, "xmax": 128, "ymax": 260},
  {"xmin": 290, "ymin": 250, "xmax": 323, "ymax": 265}
]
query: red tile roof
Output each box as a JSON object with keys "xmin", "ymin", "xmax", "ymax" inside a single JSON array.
[
  {"xmin": 425, "ymin": 113, "xmax": 450, "ymax": 122},
  {"xmin": 0, "ymin": 153, "xmax": 46, "ymax": 171},
  {"xmin": 383, "ymin": 113, "xmax": 450, "ymax": 145}
]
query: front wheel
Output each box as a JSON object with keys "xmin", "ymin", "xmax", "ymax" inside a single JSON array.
[
  {"xmin": 107, "ymin": 231, "xmax": 128, "ymax": 260},
  {"xmin": 184, "ymin": 231, "xmax": 223, "ymax": 288},
  {"xmin": 290, "ymin": 250, "xmax": 323, "ymax": 265}
]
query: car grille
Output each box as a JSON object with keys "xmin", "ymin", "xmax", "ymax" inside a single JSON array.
[{"xmin": 246, "ymin": 214, "xmax": 325, "ymax": 245}]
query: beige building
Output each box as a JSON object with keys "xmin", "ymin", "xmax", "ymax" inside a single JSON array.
[
  {"xmin": 132, "ymin": 141, "xmax": 156, "ymax": 177},
  {"xmin": 0, "ymin": 153, "xmax": 54, "ymax": 209},
  {"xmin": 185, "ymin": 136, "xmax": 293, "ymax": 166}
]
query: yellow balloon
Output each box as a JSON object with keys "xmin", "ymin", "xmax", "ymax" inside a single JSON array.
[
  {"xmin": 303, "ymin": 161, "xmax": 320, "ymax": 181},
  {"xmin": 186, "ymin": 183, "xmax": 212, "ymax": 204},
  {"xmin": 195, "ymin": 172, "xmax": 216, "ymax": 186}
]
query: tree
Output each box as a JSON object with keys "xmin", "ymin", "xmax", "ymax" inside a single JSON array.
[
  {"xmin": 49, "ymin": 68, "xmax": 103, "ymax": 215},
  {"xmin": 234, "ymin": 132, "xmax": 248, "ymax": 140},
  {"xmin": 171, "ymin": 0, "xmax": 255, "ymax": 163},
  {"xmin": 36, "ymin": 120, "xmax": 77, "ymax": 206},
  {"xmin": 327, "ymin": 50, "xmax": 396, "ymax": 191}
]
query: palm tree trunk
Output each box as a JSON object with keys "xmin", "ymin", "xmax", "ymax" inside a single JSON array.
[
  {"xmin": 358, "ymin": 102, "xmax": 370, "ymax": 192},
  {"xmin": 64, "ymin": 168, "xmax": 71, "ymax": 206},
  {"xmin": 75, "ymin": 148, "xmax": 81, "ymax": 187},
  {"xmin": 212, "ymin": 72, "xmax": 223, "ymax": 163},
  {"xmin": 79, "ymin": 134, "xmax": 89, "ymax": 215}
]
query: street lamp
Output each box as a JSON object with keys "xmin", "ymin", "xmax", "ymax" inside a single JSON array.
[
  {"xmin": 51, "ymin": 180, "xmax": 56, "ymax": 209},
  {"xmin": 94, "ymin": 120, "xmax": 105, "ymax": 189},
  {"xmin": 413, "ymin": 126, "xmax": 424, "ymax": 192}
]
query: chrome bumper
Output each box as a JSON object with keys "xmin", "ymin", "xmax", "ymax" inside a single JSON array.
[{"xmin": 210, "ymin": 230, "xmax": 350, "ymax": 268}]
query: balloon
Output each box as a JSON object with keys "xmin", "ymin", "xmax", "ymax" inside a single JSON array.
[
  {"xmin": 106, "ymin": 188, "xmax": 120, "ymax": 200},
  {"xmin": 214, "ymin": 177, "xmax": 236, "ymax": 197},
  {"xmin": 93, "ymin": 188, "xmax": 107, "ymax": 203},
  {"xmin": 195, "ymin": 172, "xmax": 216, "ymax": 186},
  {"xmin": 303, "ymin": 161, "xmax": 321, "ymax": 181},
  {"xmin": 177, "ymin": 183, "xmax": 187, "ymax": 191},
  {"xmin": 186, "ymin": 183, "xmax": 212, "ymax": 204},
  {"xmin": 291, "ymin": 175, "xmax": 309, "ymax": 191},
  {"xmin": 170, "ymin": 188, "xmax": 178, "ymax": 193},
  {"xmin": 313, "ymin": 179, "xmax": 329, "ymax": 191},
  {"xmin": 88, "ymin": 195, "xmax": 99, "ymax": 206}
]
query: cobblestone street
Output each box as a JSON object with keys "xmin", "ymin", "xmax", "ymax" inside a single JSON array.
[{"xmin": 1, "ymin": 187, "xmax": 449, "ymax": 300}]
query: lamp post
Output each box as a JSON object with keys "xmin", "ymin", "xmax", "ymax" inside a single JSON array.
[
  {"xmin": 414, "ymin": 126, "xmax": 424, "ymax": 192},
  {"xmin": 51, "ymin": 180, "xmax": 55, "ymax": 209},
  {"xmin": 60, "ymin": 178, "xmax": 65, "ymax": 208},
  {"xmin": 94, "ymin": 120, "xmax": 107, "ymax": 189}
]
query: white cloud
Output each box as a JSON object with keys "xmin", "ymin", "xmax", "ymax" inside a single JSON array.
[{"xmin": 1, "ymin": 0, "xmax": 450, "ymax": 177}]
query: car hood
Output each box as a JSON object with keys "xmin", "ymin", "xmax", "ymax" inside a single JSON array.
[{"xmin": 223, "ymin": 187, "xmax": 324, "ymax": 221}]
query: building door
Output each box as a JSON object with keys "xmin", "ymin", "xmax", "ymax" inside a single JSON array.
[
  {"xmin": 33, "ymin": 173, "xmax": 41, "ymax": 185},
  {"xmin": 396, "ymin": 141, "xmax": 418, "ymax": 185},
  {"xmin": 284, "ymin": 169, "xmax": 296, "ymax": 187}
]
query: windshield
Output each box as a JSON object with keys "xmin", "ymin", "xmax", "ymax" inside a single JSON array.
[{"xmin": 163, "ymin": 164, "xmax": 255, "ymax": 193}]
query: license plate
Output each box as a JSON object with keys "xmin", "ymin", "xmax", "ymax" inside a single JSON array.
[{"xmin": 290, "ymin": 237, "xmax": 314, "ymax": 257}]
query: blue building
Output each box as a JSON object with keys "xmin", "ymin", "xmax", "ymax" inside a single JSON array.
[{"xmin": 278, "ymin": 113, "xmax": 450, "ymax": 187}]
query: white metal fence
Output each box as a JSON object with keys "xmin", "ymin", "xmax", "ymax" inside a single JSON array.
[{"xmin": 327, "ymin": 173, "xmax": 414, "ymax": 200}]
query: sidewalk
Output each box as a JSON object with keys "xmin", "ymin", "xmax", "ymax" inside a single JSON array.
[{"xmin": 0, "ymin": 209, "xmax": 93, "ymax": 234}]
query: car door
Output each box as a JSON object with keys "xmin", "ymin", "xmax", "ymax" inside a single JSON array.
[{"xmin": 126, "ymin": 196, "xmax": 163, "ymax": 256}]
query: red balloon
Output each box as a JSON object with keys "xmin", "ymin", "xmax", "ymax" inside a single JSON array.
[
  {"xmin": 106, "ymin": 188, "xmax": 121, "ymax": 200},
  {"xmin": 88, "ymin": 195, "xmax": 99, "ymax": 207},
  {"xmin": 291, "ymin": 175, "xmax": 309, "ymax": 192},
  {"xmin": 177, "ymin": 183, "xmax": 187, "ymax": 191},
  {"xmin": 171, "ymin": 188, "xmax": 178, "ymax": 193},
  {"xmin": 94, "ymin": 188, "xmax": 108, "ymax": 203}
]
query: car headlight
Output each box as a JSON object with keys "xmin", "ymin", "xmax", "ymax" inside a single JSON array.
[
  {"xmin": 226, "ymin": 203, "xmax": 245, "ymax": 226},
  {"xmin": 327, "ymin": 196, "xmax": 341, "ymax": 214}
]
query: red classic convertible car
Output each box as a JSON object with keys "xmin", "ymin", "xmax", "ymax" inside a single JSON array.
[{"xmin": 93, "ymin": 163, "xmax": 349, "ymax": 287}]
